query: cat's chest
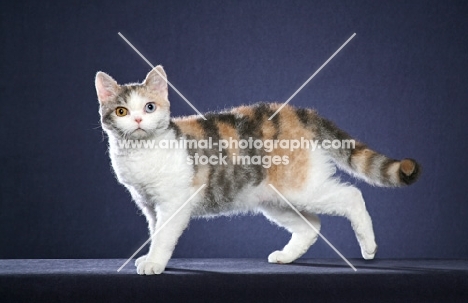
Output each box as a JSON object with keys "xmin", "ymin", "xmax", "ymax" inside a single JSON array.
[{"xmin": 110, "ymin": 147, "xmax": 191, "ymax": 194}]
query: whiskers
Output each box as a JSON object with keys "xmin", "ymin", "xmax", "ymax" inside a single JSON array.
[{"xmin": 91, "ymin": 121, "xmax": 107, "ymax": 143}]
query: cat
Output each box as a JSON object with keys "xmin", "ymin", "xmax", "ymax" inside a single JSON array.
[{"xmin": 95, "ymin": 66, "xmax": 420, "ymax": 275}]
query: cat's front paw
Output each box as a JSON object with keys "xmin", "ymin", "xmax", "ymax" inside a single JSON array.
[
  {"xmin": 361, "ymin": 245, "xmax": 378, "ymax": 260},
  {"xmin": 136, "ymin": 260, "xmax": 165, "ymax": 275},
  {"xmin": 268, "ymin": 250, "xmax": 296, "ymax": 264},
  {"xmin": 135, "ymin": 255, "xmax": 147, "ymax": 267}
]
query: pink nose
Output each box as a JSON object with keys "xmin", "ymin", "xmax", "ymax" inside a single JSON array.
[{"xmin": 135, "ymin": 117, "xmax": 142, "ymax": 123}]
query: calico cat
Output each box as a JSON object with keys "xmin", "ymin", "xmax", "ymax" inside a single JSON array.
[{"xmin": 95, "ymin": 66, "xmax": 420, "ymax": 275}]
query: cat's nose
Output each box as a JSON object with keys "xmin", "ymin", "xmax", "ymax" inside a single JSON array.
[{"xmin": 135, "ymin": 117, "xmax": 142, "ymax": 124}]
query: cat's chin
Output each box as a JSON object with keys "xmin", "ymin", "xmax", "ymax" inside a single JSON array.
[{"xmin": 128, "ymin": 129, "xmax": 151, "ymax": 139}]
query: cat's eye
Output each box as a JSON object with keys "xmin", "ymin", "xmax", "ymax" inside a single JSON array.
[
  {"xmin": 115, "ymin": 107, "xmax": 128, "ymax": 117},
  {"xmin": 145, "ymin": 102, "xmax": 156, "ymax": 113}
]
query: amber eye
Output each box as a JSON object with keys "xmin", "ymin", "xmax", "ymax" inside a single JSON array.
[{"xmin": 115, "ymin": 107, "xmax": 128, "ymax": 117}]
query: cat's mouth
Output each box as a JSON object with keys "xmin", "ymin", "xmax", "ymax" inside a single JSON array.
[{"xmin": 128, "ymin": 128, "xmax": 148, "ymax": 139}]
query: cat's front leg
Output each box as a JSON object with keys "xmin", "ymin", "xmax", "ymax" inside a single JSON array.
[
  {"xmin": 136, "ymin": 200, "xmax": 192, "ymax": 275},
  {"xmin": 134, "ymin": 205, "xmax": 157, "ymax": 267},
  {"xmin": 129, "ymin": 188, "xmax": 158, "ymax": 267},
  {"xmin": 134, "ymin": 207, "xmax": 159, "ymax": 268}
]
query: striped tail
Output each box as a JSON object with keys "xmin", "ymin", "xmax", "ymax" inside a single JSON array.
[{"xmin": 317, "ymin": 116, "xmax": 421, "ymax": 187}]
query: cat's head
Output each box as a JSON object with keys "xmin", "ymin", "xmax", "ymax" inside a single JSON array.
[{"xmin": 95, "ymin": 66, "xmax": 170, "ymax": 140}]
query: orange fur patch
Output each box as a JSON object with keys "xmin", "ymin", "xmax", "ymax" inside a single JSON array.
[
  {"xmin": 261, "ymin": 118, "xmax": 277, "ymax": 140},
  {"xmin": 173, "ymin": 116, "xmax": 205, "ymax": 139},
  {"xmin": 400, "ymin": 159, "xmax": 415, "ymax": 176},
  {"xmin": 231, "ymin": 105, "xmax": 254, "ymax": 118},
  {"xmin": 266, "ymin": 104, "xmax": 314, "ymax": 191},
  {"xmin": 217, "ymin": 122, "xmax": 240, "ymax": 158}
]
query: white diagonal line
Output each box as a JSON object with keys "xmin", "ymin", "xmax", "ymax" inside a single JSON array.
[
  {"xmin": 118, "ymin": 32, "xmax": 207, "ymax": 120},
  {"xmin": 117, "ymin": 184, "xmax": 206, "ymax": 272},
  {"xmin": 268, "ymin": 184, "xmax": 357, "ymax": 272},
  {"xmin": 269, "ymin": 33, "xmax": 356, "ymax": 120}
]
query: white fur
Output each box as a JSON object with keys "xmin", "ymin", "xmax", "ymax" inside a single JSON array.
[{"xmin": 110, "ymin": 134, "xmax": 377, "ymax": 274}]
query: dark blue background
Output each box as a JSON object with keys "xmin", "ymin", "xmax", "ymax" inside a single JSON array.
[{"xmin": 1, "ymin": 0, "xmax": 467, "ymax": 260}]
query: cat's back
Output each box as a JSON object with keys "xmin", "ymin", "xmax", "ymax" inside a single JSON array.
[{"xmin": 172, "ymin": 102, "xmax": 320, "ymax": 141}]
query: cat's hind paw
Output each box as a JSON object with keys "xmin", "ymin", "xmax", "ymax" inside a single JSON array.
[
  {"xmin": 135, "ymin": 255, "xmax": 147, "ymax": 267},
  {"xmin": 268, "ymin": 251, "xmax": 296, "ymax": 264},
  {"xmin": 136, "ymin": 261, "xmax": 165, "ymax": 275}
]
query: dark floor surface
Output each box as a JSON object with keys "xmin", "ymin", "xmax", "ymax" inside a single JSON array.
[{"xmin": 1, "ymin": 259, "xmax": 467, "ymax": 302}]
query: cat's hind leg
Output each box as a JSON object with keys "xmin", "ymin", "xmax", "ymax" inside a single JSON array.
[
  {"xmin": 314, "ymin": 184, "xmax": 377, "ymax": 260},
  {"xmin": 261, "ymin": 207, "xmax": 321, "ymax": 264}
]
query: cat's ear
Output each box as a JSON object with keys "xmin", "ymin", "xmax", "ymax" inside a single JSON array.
[
  {"xmin": 95, "ymin": 72, "xmax": 120, "ymax": 103},
  {"xmin": 144, "ymin": 65, "xmax": 168, "ymax": 98}
]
